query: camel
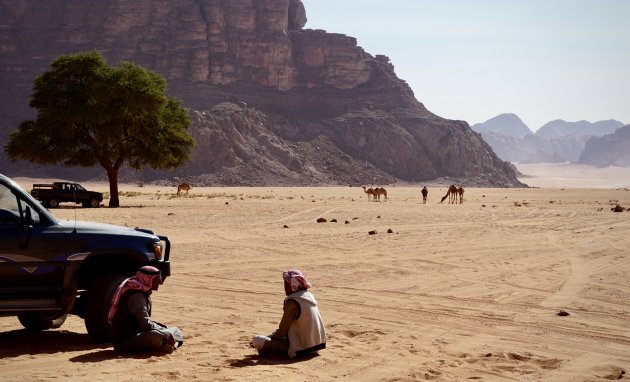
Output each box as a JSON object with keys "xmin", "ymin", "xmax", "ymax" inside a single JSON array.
[
  {"xmin": 440, "ymin": 185, "xmax": 465, "ymax": 204},
  {"xmin": 372, "ymin": 187, "xmax": 388, "ymax": 202},
  {"xmin": 440, "ymin": 185, "xmax": 458, "ymax": 204},
  {"xmin": 177, "ymin": 182, "xmax": 192, "ymax": 197},
  {"xmin": 421, "ymin": 186, "xmax": 428, "ymax": 204},
  {"xmin": 361, "ymin": 186, "xmax": 375, "ymax": 202}
]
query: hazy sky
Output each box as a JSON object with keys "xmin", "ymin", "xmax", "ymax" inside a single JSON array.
[{"xmin": 301, "ymin": 0, "xmax": 630, "ymax": 131}]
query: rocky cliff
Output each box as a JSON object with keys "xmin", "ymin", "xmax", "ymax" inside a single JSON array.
[
  {"xmin": 579, "ymin": 125, "xmax": 630, "ymax": 167},
  {"xmin": 0, "ymin": 0, "xmax": 523, "ymax": 187}
]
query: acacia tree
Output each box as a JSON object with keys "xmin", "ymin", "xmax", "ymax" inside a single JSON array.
[{"xmin": 5, "ymin": 51, "xmax": 194, "ymax": 207}]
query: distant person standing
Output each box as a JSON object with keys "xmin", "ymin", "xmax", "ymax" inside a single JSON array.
[{"xmin": 421, "ymin": 186, "xmax": 428, "ymax": 204}]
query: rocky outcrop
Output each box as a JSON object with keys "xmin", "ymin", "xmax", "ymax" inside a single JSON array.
[
  {"xmin": 0, "ymin": 0, "xmax": 523, "ymax": 187},
  {"xmin": 166, "ymin": 102, "xmax": 397, "ymax": 186},
  {"xmin": 579, "ymin": 125, "xmax": 630, "ymax": 167}
]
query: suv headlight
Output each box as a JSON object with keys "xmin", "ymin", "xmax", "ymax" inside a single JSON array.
[{"xmin": 153, "ymin": 242, "xmax": 163, "ymax": 260}]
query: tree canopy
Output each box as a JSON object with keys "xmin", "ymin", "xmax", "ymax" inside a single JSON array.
[{"xmin": 4, "ymin": 51, "xmax": 194, "ymax": 207}]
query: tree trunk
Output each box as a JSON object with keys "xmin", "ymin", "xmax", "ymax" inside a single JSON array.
[{"xmin": 106, "ymin": 167, "xmax": 120, "ymax": 207}]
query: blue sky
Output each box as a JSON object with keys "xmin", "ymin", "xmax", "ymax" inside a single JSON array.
[{"xmin": 301, "ymin": 0, "xmax": 630, "ymax": 131}]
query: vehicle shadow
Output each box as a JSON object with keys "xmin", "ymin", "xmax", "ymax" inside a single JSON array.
[{"xmin": 0, "ymin": 329, "xmax": 108, "ymax": 359}]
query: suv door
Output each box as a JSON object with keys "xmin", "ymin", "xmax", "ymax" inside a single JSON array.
[{"xmin": 0, "ymin": 182, "xmax": 67, "ymax": 307}]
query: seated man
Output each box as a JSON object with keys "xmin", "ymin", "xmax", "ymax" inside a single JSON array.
[
  {"xmin": 250, "ymin": 269, "xmax": 326, "ymax": 358},
  {"xmin": 108, "ymin": 266, "xmax": 183, "ymax": 353}
]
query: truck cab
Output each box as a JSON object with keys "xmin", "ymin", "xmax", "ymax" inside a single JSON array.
[{"xmin": 31, "ymin": 181, "xmax": 103, "ymax": 208}]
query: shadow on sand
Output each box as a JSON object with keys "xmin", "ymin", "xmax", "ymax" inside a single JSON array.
[
  {"xmin": 0, "ymin": 329, "xmax": 107, "ymax": 359},
  {"xmin": 0, "ymin": 328, "xmax": 173, "ymax": 362},
  {"xmin": 227, "ymin": 352, "xmax": 320, "ymax": 367}
]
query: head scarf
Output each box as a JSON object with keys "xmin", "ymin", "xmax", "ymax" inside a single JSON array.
[
  {"xmin": 283, "ymin": 269, "xmax": 312, "ymax": 295},
  {"xmin": 107, "ymin": 266, "xmax": 162, "ymax": 324}
]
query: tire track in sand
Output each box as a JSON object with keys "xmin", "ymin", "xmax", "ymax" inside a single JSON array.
[{"xmin": 539, "ymin": 230, "xmax": 587, "ymax": 308}]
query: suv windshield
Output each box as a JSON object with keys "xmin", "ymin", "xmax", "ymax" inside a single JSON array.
[{"xmin": 0, "ymin": 183, "xmax": 41, "ymax": 225}]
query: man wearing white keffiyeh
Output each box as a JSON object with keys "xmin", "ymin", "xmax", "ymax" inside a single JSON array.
[{"xmin": 250, "ymin": 269, "xmax": 326, "ymax": 358}]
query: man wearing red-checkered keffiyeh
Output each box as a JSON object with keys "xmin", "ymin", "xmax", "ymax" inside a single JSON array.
[
  {"xmin": 250, "ymin": 269, "xmax": 326, "ymax": 358},
  {"xmin": 108, "ymin": 266, "xmax": 183, "ymax": 354}
]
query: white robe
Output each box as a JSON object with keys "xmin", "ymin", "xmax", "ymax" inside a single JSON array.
[{"xmin": 285, "ymin": 290, "xmax": 326, "ymax": 358}]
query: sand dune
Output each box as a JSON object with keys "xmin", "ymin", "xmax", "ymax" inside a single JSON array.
[{"xmin": 1, "ymin": 169, "xmax": 630, "ymax": 381}]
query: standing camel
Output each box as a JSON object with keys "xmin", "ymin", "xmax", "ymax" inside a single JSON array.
[
  {"xmin": 373, "ymin": 187, "xmax": 388, "ymax": 202},
  {"xmin": 177, "ymin": 183, "xmax": 192, "ymax": 197},
  {"xmin": 457, "ymin": 186, "xmax": 464, "ymax": 204},
  {"xmin": 361, "ymin": 186, "xmax": 375, "ymax": 202},
  {"xmin": 421, "ymin": 186, "xmax": 428, "ymax": 204}
]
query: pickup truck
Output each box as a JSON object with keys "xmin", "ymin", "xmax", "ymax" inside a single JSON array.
[
  {"xmin": 0, "ymin": 174, "xmax": 171, "ymax": 342},
  {"xmin": 31, "ymin": 181, "xmax": 103, "ymax": 208}
]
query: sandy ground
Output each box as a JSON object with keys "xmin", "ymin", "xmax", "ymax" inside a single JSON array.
[{"xmin": 1, "ymin": 165, "xmax": 630, "ymax": 381}]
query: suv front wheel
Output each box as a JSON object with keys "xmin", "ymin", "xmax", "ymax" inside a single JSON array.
[
  {"xmin": 84, "ymin": 273, "xmax": 126, "ymax": 343},
  {"xmin": 18, "ymin": 311, "xmax": 68, "ymax": 331}
]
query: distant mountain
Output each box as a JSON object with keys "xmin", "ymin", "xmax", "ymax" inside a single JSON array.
[
  {"xmin": 473, "ymin": 115, "xmax": 626, "ymax": 164},
  {"xmin": 536, "ymin": 119, "xmax": 623, "ymax": 139},
  {"xmin": 579, "ymin": 125, "xmax": 630, "ymax": 166},
  {"xmin": 471, "ymin": 113, "xmax": 532, "ymax": 138},
  {"xmin": 476, "ymin": 131, "xmax": 564, "ymax": 164}
]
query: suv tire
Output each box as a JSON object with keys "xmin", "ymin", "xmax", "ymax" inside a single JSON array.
[
  {"xmin": 48, "ymin": 199, "xmax": 59, "ymax": 208},
  {"xmin": 84, "ymin": 273, "xmax": 126, "ymax": 343},
  {"xmin": 17, "ymin": 311, "xmax": 68, "ymax": 331}
]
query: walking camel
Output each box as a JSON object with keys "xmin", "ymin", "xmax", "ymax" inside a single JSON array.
[
  {"xmin": 421, "ymin": 186, "xmax": 428, "ymax": 204},
  {"xmin": 177, "ymin": 182, "xmax": 192, "ymax": 197}
]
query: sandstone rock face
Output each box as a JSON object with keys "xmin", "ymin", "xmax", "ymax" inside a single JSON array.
[
  {"xmin": 0, "ymin": 0, "xmax": 523, "ymax": 187},
  {"xmin": 173, "ymin": 102, "xmax": 397, "ymax": 186}
]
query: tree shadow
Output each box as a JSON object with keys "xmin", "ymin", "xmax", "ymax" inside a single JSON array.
[
  {"xmin": 0, "ymin": 329, "xmax": 107, "ymax": 359},
  {"xmin": 227, "ymin": 352, "xmax": 320, "ymax": 367}
]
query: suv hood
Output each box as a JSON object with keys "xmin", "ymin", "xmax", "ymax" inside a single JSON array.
[{"xmin": 59, "ymin": 220, "xmax": 156, "ymax": 239}]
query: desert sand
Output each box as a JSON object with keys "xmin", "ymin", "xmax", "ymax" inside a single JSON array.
[{"xmin": 1, "ymin": 165, "xmax": 630, "ymax": 381}]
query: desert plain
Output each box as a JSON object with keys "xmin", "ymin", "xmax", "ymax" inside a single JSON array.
[{"xmin": 1, "ymin": 163, "xmax": 630, "ymax": 381}]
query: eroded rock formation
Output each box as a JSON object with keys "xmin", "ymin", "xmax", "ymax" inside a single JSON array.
[{"xmin": 0, "ymin": 0, "xmax": 524, "ymax": 187}]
